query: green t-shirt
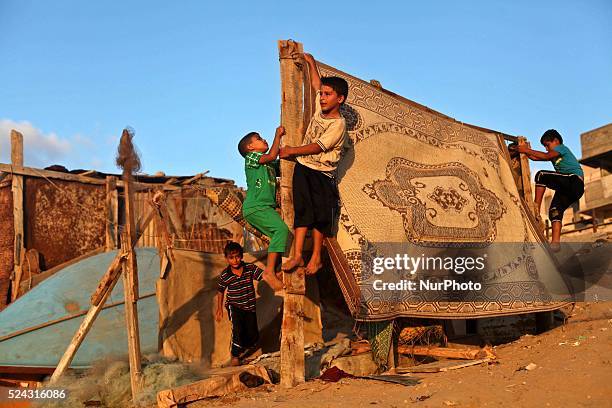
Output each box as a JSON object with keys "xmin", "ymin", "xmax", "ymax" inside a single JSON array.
[
  {"xmin": 243, "ymin": 152, "xmax": 279, "ymax": 216},
  {"xmin": 552, "ymin": 144, "xmax": 584, "ymax": 177}
]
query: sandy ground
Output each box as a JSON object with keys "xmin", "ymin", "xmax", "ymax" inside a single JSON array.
[{"xmin": 190, "ymin": 302, "xmax": 612, "ymax": 408}]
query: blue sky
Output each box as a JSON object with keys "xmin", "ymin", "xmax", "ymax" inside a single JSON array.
[{"xmin": 1, "ymin": 0, "xmax": 610, "ymax": 186}]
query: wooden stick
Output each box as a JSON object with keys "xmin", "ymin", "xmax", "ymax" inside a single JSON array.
[
  {"xmin": 278, "ymin": 39, "xmax": 306, "ymax": 388},
  {"xmin": 90, "ymin": 253, "xmax": 126, "ymax": 307},
  {"xmin": 105, "ymin": 176, "xmax": 119, "ymax": 251},
  {"xmin": 397, "ymin": 345, "xmax": 496, "ymax": 360},
  {"xmin": 517, "ymin": 137, "xmax": 538, "ymax": 220},
  {"xmin": 0, "ymin": 292, "xmax": 155, "ymax": 344},
  {"xmin": 10, "ymin": 130, "xmax": 24, "ymax": 303},
  {"xmin": 0, "ymin": 162, "xmax": 182, "ymax": 191},
  {"xmin": 122, "ymin": 169, "xmax": 144, "ymax": 398}
]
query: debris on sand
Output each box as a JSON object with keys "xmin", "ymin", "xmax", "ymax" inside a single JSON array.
[{"xmin": 38, "ymin": 355, "xmax": 201, "ymax": 408}]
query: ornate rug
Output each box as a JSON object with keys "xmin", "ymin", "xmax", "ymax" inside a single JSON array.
[{"xmin": 315, "ymin": 62, "xmax": 570, "ymax": 321}]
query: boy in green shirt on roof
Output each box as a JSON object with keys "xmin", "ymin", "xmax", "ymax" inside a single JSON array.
[{"xmin": 238, "ymin": 126, "xmax": 288, "ymax": 291}]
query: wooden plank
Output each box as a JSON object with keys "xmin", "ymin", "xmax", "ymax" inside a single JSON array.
[
  {"xmin": 10, "ymin": 130, "xmax": 24, "ymax": 303},
  {"xmin": 278, "ymin": 39, "xmax": 306, "ymax": 388},
  {"xmin": 180, "ymin": 171, "xmax": 209, "ymax": 185},
  {"xmin": 122, "ymin": 167, "xmax": 144, "ymax": 397},
  {"xmin": 517, "ymin": 137, "xmax": 536, "ymax": 217},
  {"xmin": 90, "ymin": 253, "xmax": 125, "ymax": 306},
  {"xmin": 156, "ymin": 365, "xmax": 271, "ymax": 407},
  {"xmin": 397, "ymin": 345, "xmax": 496, "ymax": 360},
  {"xmin": 105, "ymin": 176, "xmax": 119, "ymax": 251},
  {"xmin": 396, "ymin": 358, "xmax": 491, "ymax": 373},
  {"xmin": 13, "ymin": 249, "xmax": 41, "ymax": 299},
  {"xmin": 0, "ymin": 162, "xmax": 182, "ymax": 190},
  {"xmin": 0, "ymin": 292, "xmax": 155, "ymax": 344}
]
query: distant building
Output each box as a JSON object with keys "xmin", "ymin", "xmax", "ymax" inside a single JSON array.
[{"xmin": 579, "ymin": 123, "xmax": 612, "ymax": 221}]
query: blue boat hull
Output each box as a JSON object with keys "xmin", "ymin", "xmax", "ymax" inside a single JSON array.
[{"xmin": 0, "ymin": 248, "xmax": 160, "ymax": 369}]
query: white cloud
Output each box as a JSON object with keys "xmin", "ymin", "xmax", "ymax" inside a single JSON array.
[{"xmin": 0, "ymin": 119, "xmax": 97, "ymax": 169}]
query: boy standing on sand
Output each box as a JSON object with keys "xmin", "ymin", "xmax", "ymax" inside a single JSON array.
[
  {"xmin": 513, "ymin": 129, "xmax": 584, "ymax": 251},
  {"xmin": 280, "ymin": 52, "xmax": 349, "ymax": 274},
  {"xmin": 238, "ymin": 126, "xmax": 288, "ymax": 291}
]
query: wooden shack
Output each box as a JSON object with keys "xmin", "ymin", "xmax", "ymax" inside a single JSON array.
[{"xmin": 0, "ymin": 130, "xmax": 244, "ymax": 309}]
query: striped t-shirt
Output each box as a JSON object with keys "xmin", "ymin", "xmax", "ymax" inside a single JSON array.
[{"xmin": 217, "ymin": 263, "xmax": 263, "ymax": 312}]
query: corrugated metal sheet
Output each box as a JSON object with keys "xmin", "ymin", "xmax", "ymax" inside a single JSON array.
[
  {"xmin": 0, "ymin": 186, "xmax": 13, "ymax": 309},
  {"xmin": 24, "ymin": 179, "xmax": 106, "ymax": 270}
]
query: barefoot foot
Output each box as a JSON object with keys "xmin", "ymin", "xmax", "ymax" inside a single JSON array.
[
  {"xmin": 263, "ymin": 270, "xmax": 284, "ymax": 292},
  {"xmin": 281, "ymin": 256, "xmax": 304, "ymax": 271},
  {"xmin": 305, "ymin": 258, "xmax": 322, "ymax": 275}
]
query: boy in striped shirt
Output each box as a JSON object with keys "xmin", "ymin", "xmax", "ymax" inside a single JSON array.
[{"xmin": 215, "ymin": 241, "xmax": 263, "ymax": 366}]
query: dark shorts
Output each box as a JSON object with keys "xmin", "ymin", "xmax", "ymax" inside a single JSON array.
[
  {"xmin": 293, "ymin": 162, "xmax": 339, "ymax": 236},
  {"xmin": 228, "ymin": 305, "xmax": 259, "ymax": 358},
  {"xmin": 535, "ymin": 170, "xmax": 584, "ymax": 222}
]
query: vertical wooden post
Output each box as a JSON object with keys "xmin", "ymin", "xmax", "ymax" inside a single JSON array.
[
  {"xmin": 278, "ymin": 39, "xmax": 306, "ymax": 388},
  {"xmin": 105, "ymin": 176, "xmax": 118, "ymax": 251},
  {"xmin": 517, "ymin": 137, "xmax": 544, "ymax": 233},
  {"xmin": 10, "ymin": 130, "xmax": 24, "ymax": 302},
  {"xmin": 517, "ymin": 137, "xmax": 534, "ymax": 209},
  {"xmin": 122, "ymin": 171, "xmax": 144, "ymax": 398}
]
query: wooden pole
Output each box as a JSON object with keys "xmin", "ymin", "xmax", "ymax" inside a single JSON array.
[
  {"xmin": 105, "ymin": 176, "xmax": 118, "ymax": 251},
  {"xmin": 517, "ymin": 137, "xmax": 537, "ymax": 214},
  {"xmin": 122, "ymin": 168, "xmax": 144, "ymax": 398},
  {"xmin": 10, "ymin": 130, "xmax": 24, "ymax": 303},
  {"xmin": 278, "ymin": 39, "xmax": 306, "ymax": 388}
]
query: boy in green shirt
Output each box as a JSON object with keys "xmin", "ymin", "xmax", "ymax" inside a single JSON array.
[
  {"xmin": 238, "ymin": 126, "xmax": 288, "ymax": 291},
  {"xmin": 513, "ymin": 129, "xmax": 584, "ymax": 251}
]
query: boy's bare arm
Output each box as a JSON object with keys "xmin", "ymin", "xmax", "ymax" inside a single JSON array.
[
  {"xmin": 515, "ymin": 144, "xmax": 560, "ymax": 161},
  {"xmin": 303, "ymin": 53, "xmax": 321, "ymax": 91},
  {"xmin": 215, "ymin": 292, "xmax": 224, "ymax": 321},
  {"xmin": 279, "ymin": 143, "xmax": 323, "ymax": 159},
  {"xmin": 259, "ymin": 126, "xmax": 285, "ymax": 164}
]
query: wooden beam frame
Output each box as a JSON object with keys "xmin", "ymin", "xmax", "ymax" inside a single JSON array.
[
  {"xmin": 517, "ymin": 137, "xmax": 535, "ymax": 214},
  {"xmin": 10, "ymin": 130, "xmax": 24, "ymax": 302},
  {"xmin": 121, "ymin": 160, "xmax": 144, "ymax": 398},
  {"xmin": 0, "ymin": 162, "xmax": 182, "ymax": 191},
  {"xmin": 278, "ymin": 39, "xmax": 307, "ymax": 388},
  {"xmin": 49, "ymin": 207, "xmax": 154, "ymax": 384},
  {"xmin": 105, "ymin": 176, "xmax": 119, "ymax": 251}
]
